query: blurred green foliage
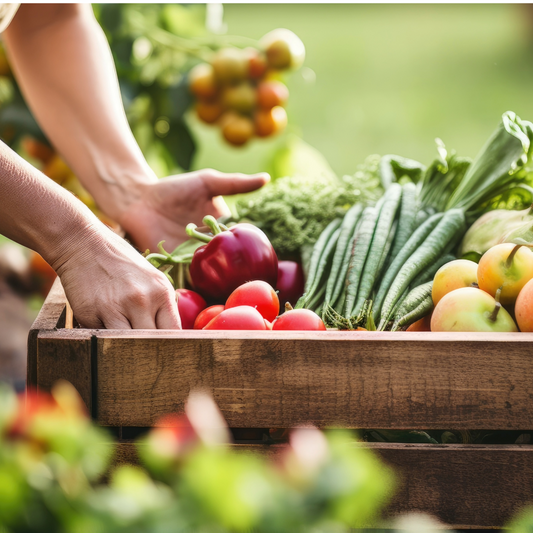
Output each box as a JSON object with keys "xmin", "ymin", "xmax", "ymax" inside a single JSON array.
[{"xmin": 0, "ymin": 382, "xmax": 396, "ymax": 533}]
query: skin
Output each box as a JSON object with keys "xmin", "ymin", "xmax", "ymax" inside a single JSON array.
[
  {"xmin": 0, "ymin": 5, "xmax": 268, "ymax": 329},
  {"xmin": 431, "ymin": 259, "xmax": 478, "ymax": 306}
]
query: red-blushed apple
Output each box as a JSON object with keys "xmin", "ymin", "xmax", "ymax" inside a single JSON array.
[
  {"xmin": 432, "ymin": 259, "xmax": 478, "ymax": 306},
  {"xmin": 477, "ymin": 243, "xmax": 533, "ymax": 306},
  {"xmin": 515, "ymin": 278, "xmax": 533, "ymax": 332},
  {"xmin": 431, "ymin": 287, "xmax": 517, "ymax": 332}
]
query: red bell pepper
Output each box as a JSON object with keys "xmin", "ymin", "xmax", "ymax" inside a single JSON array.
[{"xmin": 187, "ymin": 216, "xmax": 278, "ymax": 302}]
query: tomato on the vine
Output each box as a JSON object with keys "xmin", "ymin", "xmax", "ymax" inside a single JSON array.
[
  {"xmin": 255, "ymin": 106, "xmax": 287, "ymax": 137},
  {"xmin": 194, "ymin": 305, "xmax": 225, "ymax": 330},
  {"xmin": 225, "ymin": 280, "xmax": 279, "ymax": 322},
  {"xmin": 204, "ymin": 306, "xmax": 268, "ymax": 330}
]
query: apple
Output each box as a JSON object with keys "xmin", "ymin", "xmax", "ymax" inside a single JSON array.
[
  {"xmin": 477, "ymin": 243, "xmax": 533, "ymax": 306},
  {"xmin": 515, "ymin": 278, "xmax": 533, "ymax": 331},
  {"xmin": 432, "ymin": 259, "xmax": 478, "ymax": 306},
  {"xmin": 431, "ymin": 287, "xmax": 517, "ymax": 332}
]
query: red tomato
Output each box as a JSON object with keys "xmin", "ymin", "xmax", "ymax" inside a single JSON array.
[
  {"xmin": 203, "ymin": 306, "xmax": 268, "ymax": 330},
  {"xmin": 225, "ymin": 280, "xmax": 279, "ymax": 322},
  {"xmin": 176, "ymin": 289, "xmax": 207, "ymax": 329},
  {"xmin": 272, "ymin": 309, "xmax": 326, "ymax": 331},
  {"xmin": 276, "ymin": 261, "xmax": 305, "ymax": 307},
  {"xmin": 193, "ymin": 305, "xmax": 225, "ymax": 330}
]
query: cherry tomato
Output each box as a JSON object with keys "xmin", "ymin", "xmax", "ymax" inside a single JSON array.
[
  {"xmin": 225, "ymin": 280, "xmax": 279, "ymax": 322},
  {"xmin": 221, "ymin": 112, "xmax": 254, "ymax": 146},
  {"xmin": 255, "ymin": 106, "xmax": 287, "ymax": 137},
  {"xmin": 272, "ymin": 309, "xmax": 326, "ymax": 331},
  {"xmin": 195, "ymin": 100, "xmax": 223, "ymax": 124},
  {"xmin": 203, "ymin": 306, "xmax": 268, "ymax": 330},
  {"xmin": 176, "ymin": 289, "xmax": 207, "ymax": 329},
  {"xmin": 276, "ymin": 261, "xmax": 304, "ymax": 307},
  {"xmin": 256, "ymin": 80, "xmax": 289, "ymax": 109},
  {"xmin": 194, "ymin": 305, "xmax": 225, "ymax": 330},
  {"xmin": 246, "ymin": 48, "xmax": 268, "ymax": 79},
  {"xmin": 189, "ymin": 63, "xmax": 218, "ymax": 99}
]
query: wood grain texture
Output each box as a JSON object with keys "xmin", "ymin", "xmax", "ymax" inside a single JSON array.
[
  {"xmin": 95, "ymin": 335, "xmax": 533, "ymax": 430},
  {"xmin": 33, "ymin": 330, "xmax": 94, "ymax": 413},
  {"xmin": 108, "ymin": 441, "xmax": 533, "ymax": 529}
]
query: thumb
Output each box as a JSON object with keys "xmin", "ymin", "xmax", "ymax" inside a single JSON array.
[{"xmin": 202, "ymin": 171, "xmax": 270, "ymax": 197}]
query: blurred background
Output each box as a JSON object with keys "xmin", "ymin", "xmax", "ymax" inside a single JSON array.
[{"xmin": 1, "ymin": 3, "xmax": 533, "ymax": 387}]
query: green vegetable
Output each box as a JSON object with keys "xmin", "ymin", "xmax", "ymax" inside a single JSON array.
[
  {"xmin": 323, "ymin": 204, "xmax": 364, "ymax": 313},
  {"xmin": 391, "ymin": 282, "xmax": 434, "ymax": 331},
  {"xmin": 378, "ymin": 209, "xmax": 466, "ymax": 330},
  {"xmin": 352, "ymin": 183, "xmax": 402, "ymax": 317},
  {"xmin": 296, "ymin": 220, "xmax": 342, "ymax": 309},
  {"xmin": 372, "ymin": 212, "xmax": 444, "ymax": 321},
  {"xmin": 236, "ymin": 155, "xmax": 383, "ymax": 257},
  {"xmin": 344, "ymin": 202, "xmax": 383, "ymax": 317},
  {"xmin": 411, "ymin": 253, "xmax": 456, "ymax": 288},
  {"xmin": 386, "ymin": 182, "xmax": 417, "ymax": 265}
]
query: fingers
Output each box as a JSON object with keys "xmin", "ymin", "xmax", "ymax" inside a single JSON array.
[
  {"xmin": 102, "ymin": 313, "xmax": 132, "ymax": 330},
  {"xmin": 201, "ymin": 170, "xmax": 270, "ymax": 197},
  {"xmin": 155, "ymin": 301, "xmax": 182, "ymax": 329}
]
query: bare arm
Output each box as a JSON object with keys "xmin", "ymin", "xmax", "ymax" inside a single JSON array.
[
  {"xmin": 0, "ymin": 141, "xmax": 180, "ymax": 329},
  {"xmin": 3, "ymin": 5, "xmax": 269, "ymax": 252},
  {"xmin": 3, "ymin": 4, "xmax": 155, "ymax": 223}
]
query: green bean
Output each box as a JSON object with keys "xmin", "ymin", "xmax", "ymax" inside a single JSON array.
[
  {"xmin": 352, "ymin": 183, "xmax": 402, "ymax": 317},
  {"xmin": 411, "ymin": 253, "xmax": 455, "ymax": 288},
  {"xmin": 378, "ymin": 209, "xmax": 466, "ymax": 330},
  {"xmin": 295, "ymin": 218, "xmax": 342, "ymax": 308},
  {"xmin": 391, "ymin": 282, "xmax": 434, "ymax": 331},
  {"xmin": 387, "ymin": 182, "xmax": 417, "ymax": 265},
  {"xmin": 344, "ymin": 202, "xmax": 383, "ymax": 317},
  {"xmin": 372, "ymin": 212, "xmax": 444, "ymax": 321},
  {"xmin": 299, "ymin": 226, "xmax": 341, "ymax": 309},
  {"xmin": 376, "ymin": 219, "xmax": 398, "ymax": 281},
  {"xmin": 324, "ymin": 204, "xmax": 363, "ymax": 310}
]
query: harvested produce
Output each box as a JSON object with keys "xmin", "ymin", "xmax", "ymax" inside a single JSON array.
[
  {"xmin": 175, "ymin": 289, "xmax": 206, "ymax": 330},
  {"xmin": 194, "ymin": 305, "xmax": 225, "ymax": 330},
  {"xmin": 431, "ymin": 287, "xmax": 517, "ymax": 333},
  {"xmin": 276, "ymin": 260, "xmax": 305, "ymax": 307},
  {"xmin": 432, "ymin": 259, "xmax": 478, "ymax": 306},
  {"xmin": 203, "ymin": 306, "xmax": 268, "ymax": 330},
  {"xmin": 515, "ymin": 278, "xmax": 533, "ymax": 332},
  {"xmin": 294, "ymin": 111, "xmax": 533, "ymax": 331},
  {"xmin": 188, "ymin": 29, "xmax": 304, "ymax": 146},
  {"xmin": 272, "ymin": 304, "xmax": 326, "ymax": 331},
  {"xmin": 186, "ymin": 216, "xmax": 278, "ymax": 302},
  {"xmin": 477, "ymin": 243, "xmax": 533, "ymax": 305},
  {"xmin": 225, "ymin": 280, "xmax": 280, "ymax": 322}
]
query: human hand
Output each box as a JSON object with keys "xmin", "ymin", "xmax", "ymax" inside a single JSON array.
[
  {"xmin": 50, "ymin": 225, "xmax": 181, "ymax": 329},
  {"xmin": 118, "ymin": 169, "xmax": 270, "ymax": 252}
]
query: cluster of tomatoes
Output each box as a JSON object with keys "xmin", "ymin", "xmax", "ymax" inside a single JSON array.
[
  {"xmin": 176, "ymin": 279, "xmax": 325, "ymax": 331},
  {"xmin": 188, "ymin": 28, "xmax": 305, "ymax": 147}
]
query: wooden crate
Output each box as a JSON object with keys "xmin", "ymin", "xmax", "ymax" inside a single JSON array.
[{"xmin": 28, "ymin": 279, "xmax": 533, "ymax": 529}]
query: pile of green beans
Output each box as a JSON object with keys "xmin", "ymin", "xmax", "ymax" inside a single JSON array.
[{"xmin": 295, "ymin": 183, "xmax": 467, "ymax": 330}]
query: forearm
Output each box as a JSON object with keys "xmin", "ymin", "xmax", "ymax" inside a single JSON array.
[
  {"xmin": 0, "ymin": 140, "xmax": 104, "ymax": 269},
  {"xmin": 3, "ymin": 4, "xmax": 156, "ymax": 223}
]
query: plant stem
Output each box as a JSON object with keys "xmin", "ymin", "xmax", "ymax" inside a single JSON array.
[
  {"xmin": 488, "ymin": 287, "xmax": 502, "ymax": 322},
  {"xmin": 186, "ymin": 223, "xmax": 213, "ymax": 243},
  {"xmin": 505, "ymin": 245, "xmax": 521, "ymax": 269}
]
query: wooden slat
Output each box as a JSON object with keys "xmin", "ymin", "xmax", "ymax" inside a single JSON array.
[
  {"xmin": 95, "ymin": 334, "xmax": 533, "ymax": 430},
  {"xmin": 34, "ymin": 329, "xmax": 94, "ymax": 413},
  {"xmin": 108, "ymin": 441, "xmax": 533, "ymax": 529}
]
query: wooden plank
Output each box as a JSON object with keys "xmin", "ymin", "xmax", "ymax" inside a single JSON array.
[
  {"xmin": 108, "ymin": 441, "xmax": 533, "ymax": 529},
  {"xmin": 95, "ymin": 335, "xmax": 533, "ymax": 430},
  {"xmin": 30, "ymin": 277, "xmax": 66, "ymax": 331},
  {"xmin": 34, "ymin": 329, "xmax": 94, "ymax": 414}
]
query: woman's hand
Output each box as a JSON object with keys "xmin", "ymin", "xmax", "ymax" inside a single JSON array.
[
  {"xmin": 118, "ymin": 169, "xmax": 270, "ymax": 252},
  {"xmin": 50, "ymin": 225, "xmax": 181, "ymax": 330}
]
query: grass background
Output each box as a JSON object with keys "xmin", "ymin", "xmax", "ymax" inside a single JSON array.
[{"xmin": 191, "ymin": 4, "xmax": 533, "ymax": 177}]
